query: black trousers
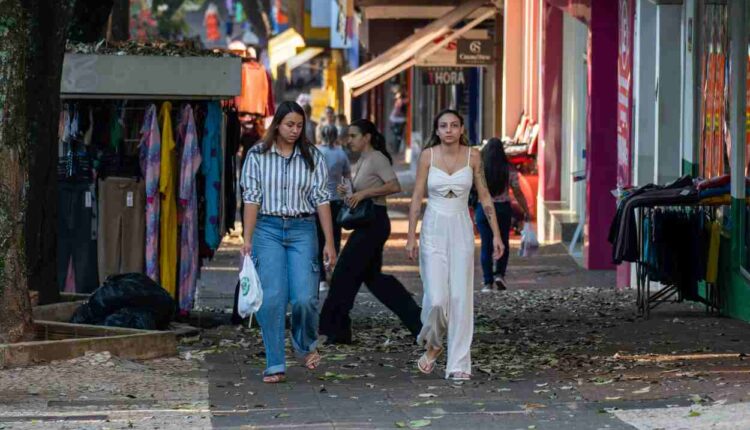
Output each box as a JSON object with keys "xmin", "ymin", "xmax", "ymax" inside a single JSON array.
[
  {"xmin": 57, "ymin": 181, "xmax": 99, "ymax": 293},
  {"xmin": 319, "ymin": 205, "xmax": 422, "ymax": 343},
  {"xmin": 316, "ymin": 200, "xmax": 344, "ymax": 280}
]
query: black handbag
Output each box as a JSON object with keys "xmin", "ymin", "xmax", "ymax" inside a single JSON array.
[{"xmin": 337, "ymin": 198, "xmax": 375, "ymax": 230}]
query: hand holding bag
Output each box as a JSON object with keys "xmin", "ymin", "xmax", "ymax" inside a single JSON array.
[
  {"xmin": 337, "ymin": 197, "xmax": 375, "ymax": 230},
  {"xmin": 518, "ymin": 222, "xmax": 539, "ymax": 257},
  {"xmin": 237, "ymin": 255, "xmax": 263, "ymax": 324},
  {"xmin": 336, "ymin": 162, "xmax": 375, "ymax": 230}
]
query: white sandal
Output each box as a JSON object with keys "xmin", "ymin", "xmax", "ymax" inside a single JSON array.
[
  {"xmin": 417, "ymin": 348, "xmax": 443, "ymax": 374},
  {"xmin": 448, "ymin": 371, "xmax": 471, "ymax": 381}
]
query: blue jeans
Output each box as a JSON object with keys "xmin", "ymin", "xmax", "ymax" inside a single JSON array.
[
  {"xmin": 474, "ymin": 202, "xmax": 512, "ymax": 284},
  {"xmin": 252, "ymin": 215, "xmax": 320, "ymax": 375}
]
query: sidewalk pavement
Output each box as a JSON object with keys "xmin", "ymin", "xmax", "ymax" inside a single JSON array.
[{"xmin": 2, "ymin": 153, "xmax": 750, "ymax": 429}]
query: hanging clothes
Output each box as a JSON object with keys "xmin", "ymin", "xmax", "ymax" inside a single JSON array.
[
  {"xmin": 139, "ymin": 104, "xmax": 161, "ymax": 282},
  {"xmin": 159, "ymin": 102, "xmax": 179, "ymax": 298},
  {"xmin": 234, "ymin": 60, "xmax": 275, "ymax": 116},
  {"xmin": 223, "ymin": 108, "xmax": 240, "ymax": 234},
  {"xmin": 178, "ymin": 104, "xmax": 203, "ymax": 312},
  {"xmin": 204, "ymin": 3, "xmax": 221, "ymax": 42},
  {"xmin": 202, "ymin": 102, "xmax": 223, "ymax": 250}
]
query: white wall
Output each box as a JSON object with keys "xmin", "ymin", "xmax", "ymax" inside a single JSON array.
[
  {"xmin": 655, "ymin": 4, "xmax": 684, "ymax": 184},
  {"xmin": 560, "ymin": 14, "xmax": 588, "ymax": 215},
  {"xmin": 680, "ymin": 0, "xmax": 696, "ymax": 172},
  {"xmin": 633, "ymin": 0, "xmax": 657, "ymax": 186}
]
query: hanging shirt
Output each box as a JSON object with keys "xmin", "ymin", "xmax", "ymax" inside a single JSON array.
[
  {"xmin": 178, "ymin": 104, "xmax": 202, "ymax": 312},
  {"xmin": 241, "ymin": 143, "xmax": 330, "ymax": 216},
  {"xmin": 159, "ymin": 102, "xmax": 178, "ymax": 298},
  {"xmin": 235, "ymin": 61, "xmax": 274, "ymax": 116},
  {"xmin": 202, "ymin": 102, "xmax": 223, "ymax": 250},
  {"xmin": 139, "ymin": 104, "xmax": 161, "ymax": 282}
]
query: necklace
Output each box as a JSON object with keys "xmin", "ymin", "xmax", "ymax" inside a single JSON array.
[{"xmin": 440, "ymin": 145, "xmax": 461, "ymax": 174}]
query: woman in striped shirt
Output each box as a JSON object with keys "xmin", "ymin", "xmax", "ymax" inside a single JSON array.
[{"xmin": 240, "ymin": 101, "xmax": 337, "ymax": 384}]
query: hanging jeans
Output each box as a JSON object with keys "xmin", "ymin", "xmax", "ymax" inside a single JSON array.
[
  {"xmin": 315, "ymin": 199, "xmax": 344, "ymax": 281},
  {"xmin": 98, "ymin": 177, "xmax": 146, "ymax": 281},
  {"xmin": 57, "ymin": 181, "xmax": 99, "ymax": 293},
  {"xmin": 474, "ymin": 202, "xmax": 512, "ymax": 284},
  {"xmin": 319, "ymin": 205, "xmax": 422, "ymax": 344},
  {"xmin": 253, "ymin": 215, "xmax": 320, "ymax": 376}
]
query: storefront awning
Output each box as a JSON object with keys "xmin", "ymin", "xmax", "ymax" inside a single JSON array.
[
  {"xmin": 342, "ymin": 0, "xmax": 496, "ymax": 118},
  {"xmin": 284, "ymin": 47, "xmax": 325, "ymax": 79},
  {"xmin": 268, "ymin": 28, "xmax": 306, "ymax": 79}
]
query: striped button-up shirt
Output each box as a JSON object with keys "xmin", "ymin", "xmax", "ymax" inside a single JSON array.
[{"xmin": 241, "ymin": 143, "xmax": 330, "ymax": 216}]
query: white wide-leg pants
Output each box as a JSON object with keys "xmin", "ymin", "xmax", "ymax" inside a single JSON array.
[{"xmin": 417, "ymin": 205, "xmax": 474, "ymax": 378}]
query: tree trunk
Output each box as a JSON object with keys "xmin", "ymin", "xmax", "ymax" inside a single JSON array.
[
  {"xmin": 109, "ymin": 0, "xmax": 129, "ymax": 42},
  {"xmin": 22, "ymin": 0, "xmax": 75, "ymax": 306},
  {"xmin": 0, "ymin": 0, "xmax": 33, "ymax": 343}
]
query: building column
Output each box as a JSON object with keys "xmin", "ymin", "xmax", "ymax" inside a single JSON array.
[
  {"xmin": 584, "ymin": 0, "xmax": 618, "ymax": 270},
  {"xmin": 502, "ymin": 0, "xmax": 524, "ymax": 137},
  {"xmin": 538, "ymin": 2, "xmax": 563, "ymax": 205},
  {"xmin": 655, "ymin": 5, "xmax": 683, "ymax": 184},
  {"xmin": 633, "ymin": 0, "xmax": 657, "ymax": 186}
]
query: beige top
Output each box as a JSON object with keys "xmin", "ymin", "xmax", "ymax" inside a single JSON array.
[{"xmin": 352, "ymin": 150, "xmax": 396, "ymax": 206}]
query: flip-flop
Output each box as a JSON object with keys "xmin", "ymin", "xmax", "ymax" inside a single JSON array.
[
  {"xmin": 303, "ymin": 351, "xmax": 321, "ymax": 370},
  {"xmin": 448, "ymin": 372, "xmax": 471, "ymax": 381},
  {"xmin": 417, "ymin": 348, "xmax": 443, "ymax": 374},
  {"xmin": 262, "ymin": 373, "xmax": 286, "ymax": 384}
]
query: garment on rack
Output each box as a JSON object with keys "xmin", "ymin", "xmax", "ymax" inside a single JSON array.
[
  {"xmin": 609, "ymin": 176, "xmax": 697, "ymax": 264},
  {"xmin": 139, "ymin": 104, "xmax": 161, "ymax": 282},
  {"xmin": 159, "ymin": 102, "xmax": 179, "ymax": 298},
  {"xmin": 235, "ymin": 60, "xmax": 275, "ymax": 116},
  {"xmin": 98, "ymin": 177, "xmax": 146, "ymax": 281},
  {"xmin": 706, "ymin": 221, "xmax": 721, "ymax": 284},
  {"xmin": 202, "ymin": 101, "xmax": 223, "ymax": 250},
  {"xmin": 178, "ymin": 104, "xmax": 202, "ymax": 312},
  {"xmin": 223, "ymin": 109, "xmax": 240, "ymax": 233},
  {"xmin": 58, "ymin": 181, "xmax": 98, "ymax": 293}
]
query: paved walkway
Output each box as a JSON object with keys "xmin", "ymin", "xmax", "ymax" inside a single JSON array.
[{"xmin": 193, "ymin": 156, "xmax": 750, "ymax": 429}]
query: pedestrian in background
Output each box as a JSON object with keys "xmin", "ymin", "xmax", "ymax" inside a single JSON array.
[
  {"xmin": 240, "ymin": 101, "xmax": 337, "ymax": 384},
  {"xmin": 406, "ymin": 109, "xmax": 503, "ymax": 381},
  {"xmin": 319, "ymin": 119, "xmax": 422, "ymax": 345},
  {"xmin": 476, "ymin": 138, "xmax": 530, "ymax": 292},
  {"xmin": 315, "ymin": 124, "xmax": 350, "ymax": 291},
  {"xmin": 303, "ymin": 104, "xmax": 317, "ymax": 145}
]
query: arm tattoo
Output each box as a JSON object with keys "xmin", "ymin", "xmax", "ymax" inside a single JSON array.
[
  {"xmin": 475, "ymin": 154, "xmax": 489, "ymax": 191},
  {"xmin": 483, "ymin": 204, "xmax": 495, "ymax": 223}
]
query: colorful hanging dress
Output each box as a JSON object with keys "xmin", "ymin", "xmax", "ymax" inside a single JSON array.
[
  {"xmin": 159, "ymin": 102, "xmax": 178, "ymax": 298},
  {"xmin": 139, "ymin": 104, "xmax": 161, "ymax": 282},
  {"xmin": 202, "ymin": 102, "xmax": 223, "ymax": 250},
  {"xmin": 178, "ymin": 105, "xmax": 202, "ymax": 312}
]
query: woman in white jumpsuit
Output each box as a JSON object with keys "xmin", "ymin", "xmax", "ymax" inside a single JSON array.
[{"xmin": 406, "ymin": 109, "xmax": 504, "ymax": 380}]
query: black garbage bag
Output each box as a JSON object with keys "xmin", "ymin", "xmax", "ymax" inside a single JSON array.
[
  {"xmin": 103, "ymin": 307, "xmax": 157, "ymax": 330},
  {"xmin": 71, "ymin": 273, "xmax": 175, "ymax": 330}
]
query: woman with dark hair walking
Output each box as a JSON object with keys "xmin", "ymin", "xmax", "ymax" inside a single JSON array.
[
  {"xmin": 240, "ymin": 101, "xmax": 337, "ymax": 383},
  {"xmin": 476, "ymin": 138, "xmax": 530, "ymax": 292},
  {"xmin": 406, "ymin": 109, "xmax": 504, "ymax": 381},
  {"xmin": 319, "ymin": 119, "xmax": 422, "ymax": 344}
]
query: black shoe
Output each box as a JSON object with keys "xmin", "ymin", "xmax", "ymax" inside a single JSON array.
[{"xmin": 494, "ymin": 276, "xmax": 508, "ymax": 291}]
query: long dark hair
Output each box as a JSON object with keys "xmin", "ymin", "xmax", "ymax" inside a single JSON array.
[
  {"xmin": 482, "ymin": 137, "xmax": 510, "ymax": 197},
  {"xmin": 258, "ymin": 101, "xmax": 316, "ymax": 170},
  {"xmin": 350, "ymin": 118, "xmax": 392, "ymax": 164},
  {"xmin": 425, "ymin": 108, "xmax": 470, "ymax": 148}
]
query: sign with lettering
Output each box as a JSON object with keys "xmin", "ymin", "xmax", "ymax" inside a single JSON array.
[
  {"xmin": 457, "ymin": 39, "xmax": 493, "ymax": 65},
  {"xmin": 421, "ymin": 67, "xmax": 467, "ymax": 86},
  {"xmin": 416, "ymin": 29, "xmax": 488, "ymax": 67}
]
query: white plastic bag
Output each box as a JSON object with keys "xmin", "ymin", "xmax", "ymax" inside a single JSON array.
[
  {"xmin": 238, "ymin": 255, "xmax": 263, "ymax": 321},
  {"xmin": 519, "ymin": 222, "xmax": 539, "ymax": 257}
]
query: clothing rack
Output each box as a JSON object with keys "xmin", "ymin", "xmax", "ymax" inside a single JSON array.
[{"xmin": 635, "ymin": 203, "xmax": 723, "ymax": 318}]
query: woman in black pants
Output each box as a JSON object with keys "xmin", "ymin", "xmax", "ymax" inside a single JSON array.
[{"xmin": 319, "ymin": 119, "xmax": 422, "ymax": 344}]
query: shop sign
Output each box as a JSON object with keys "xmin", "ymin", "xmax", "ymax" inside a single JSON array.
[
  {"xmin": 421, "ymin": 67, "xmax": 467, "ymax": 86},
  {"xmin": 457, "ymin": 39, "xmax": 493, "ymax": 66},
  {"xmin": 616, "ymin": 0, "xmax": 634, "ymax": 188},
  {"xmin": 417, "ymin": 29, "xmax": 488, "ymax": 67}
]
